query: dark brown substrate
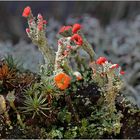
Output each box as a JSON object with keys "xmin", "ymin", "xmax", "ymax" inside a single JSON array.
[{"xmin": 0, "ymin": 83, "xmax": 140, "ymax": 139}]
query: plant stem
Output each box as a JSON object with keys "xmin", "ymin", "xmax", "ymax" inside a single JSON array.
[
  {"xmin": 105, "ymin": 73, "xmax": 116, "ymax": 114},
  {"xmin": 4, "ymin": 111, "xmax": 12, "ymax": 129},
  {"xmin": 27, "ymin": 13, "xmax": 55, "ymax": 67},
  {"xmin": 10, "ymin": 102, "xmax": 25, "ymax": 129},
  {"xmin": 54, "ymin": 38, "xmax": 73, "ymax": 74},
  {"xmin": 79, "ymin": 31, "xmax": 96, "ymax": 61}
]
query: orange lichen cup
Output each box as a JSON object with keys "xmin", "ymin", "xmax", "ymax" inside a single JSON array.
[{"xmin": 54, "ymin": 72, "xmax": 71, "ymax": 90}]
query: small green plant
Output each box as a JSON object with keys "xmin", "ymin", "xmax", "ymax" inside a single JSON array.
[
  {"xmin": 20, "ymin": 84, "xmax": 50, "ymax": 119},
  {"xmin": 4, "ymin": 55, "xmax": 22, "ymax": 71}
]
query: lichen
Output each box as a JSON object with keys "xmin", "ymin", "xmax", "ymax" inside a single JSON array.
[{"xmin": 0, "ymin": 6, "xmax": 139, "ymax": 139}]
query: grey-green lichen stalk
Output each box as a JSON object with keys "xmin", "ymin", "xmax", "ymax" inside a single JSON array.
[{"xmin": 24, "ymin": 7, "xmax": 55, "ymax": 66}]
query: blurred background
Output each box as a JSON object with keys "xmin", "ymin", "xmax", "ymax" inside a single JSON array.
[{"xmin": 0, "ymin": 1, "xmax": 140, "ymax": 106}]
